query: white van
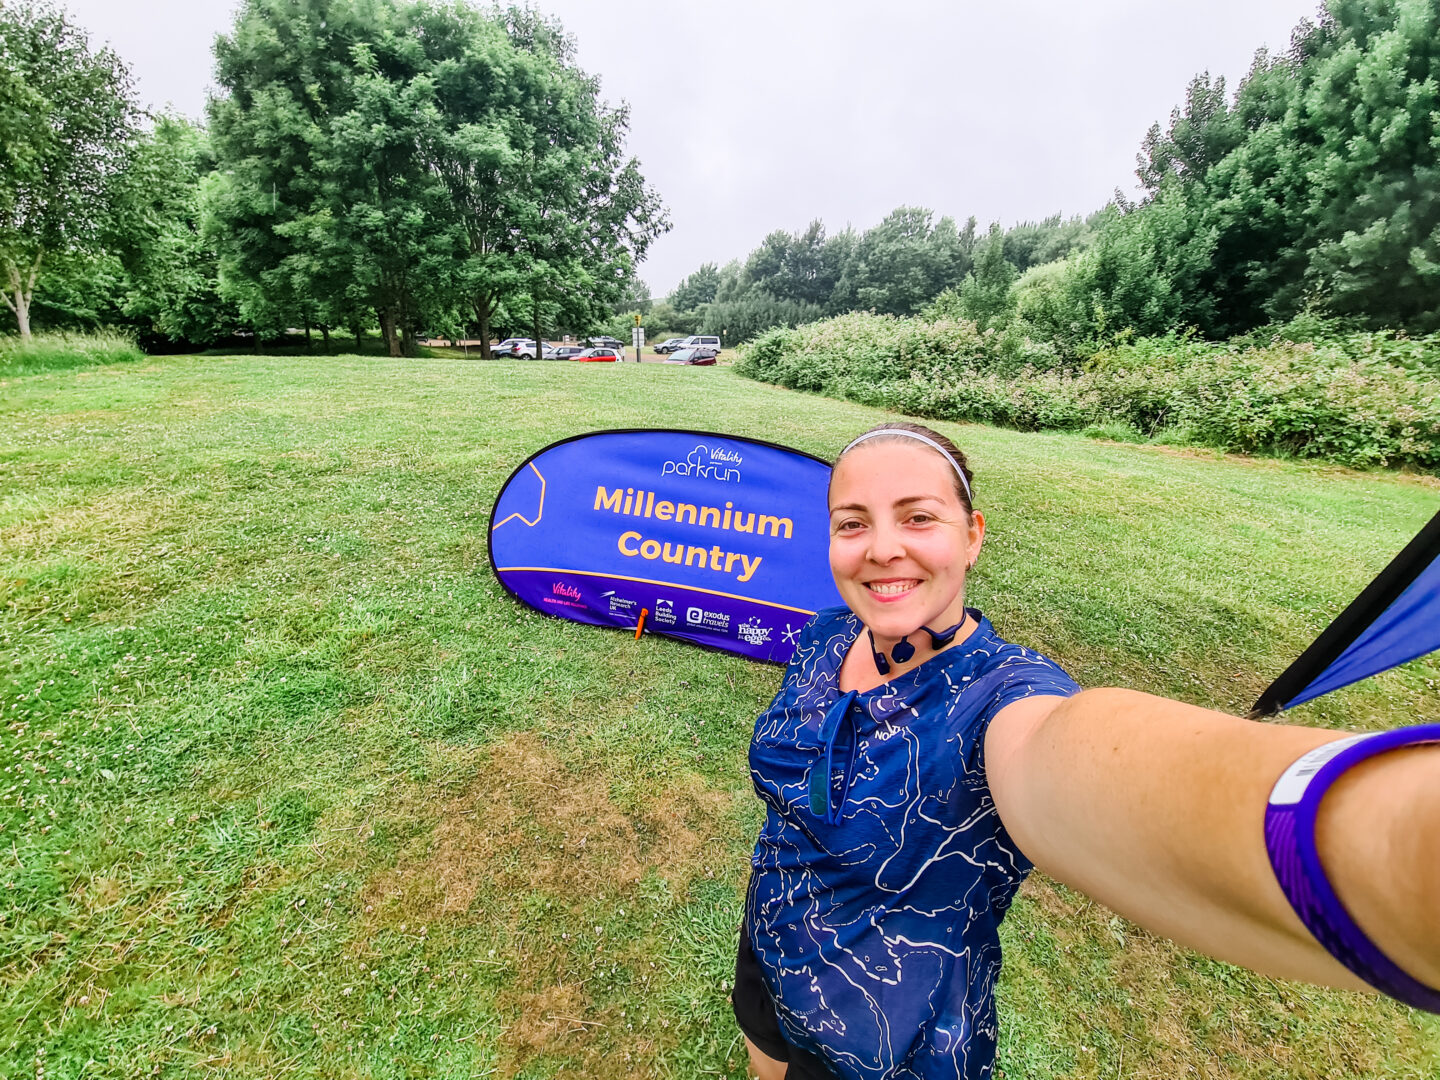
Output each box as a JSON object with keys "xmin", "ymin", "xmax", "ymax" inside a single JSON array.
[{"xmin": 679, "ymin": 335, "xmax": 721, "ymax": 351}]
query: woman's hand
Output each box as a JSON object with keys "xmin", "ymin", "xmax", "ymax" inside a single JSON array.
[{"xmin": 984, "ymin": 688, "xmax": 1440, "ymax": 995}]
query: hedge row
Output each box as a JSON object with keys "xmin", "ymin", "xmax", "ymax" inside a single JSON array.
[{"xmin": 736, "ymin": 313, "xmax": 1440, "ymax": 469}]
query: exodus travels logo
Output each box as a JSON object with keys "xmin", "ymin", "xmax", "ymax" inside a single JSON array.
[
  {"xmin": 685, "ymin": 606, "xmax": 731, "ymax": 632},
  {"xmin": 660, "ymin": 444, "xmax": 742, "ymax": 483},
  {"xmin": 737, "ymin": 618, "xmax": 772, "ymax": 646}
]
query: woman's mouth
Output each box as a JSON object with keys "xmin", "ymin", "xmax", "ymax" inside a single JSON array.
[{"xmin": 865, "ymin": 579, "xmax": 919, "ymax": 601}]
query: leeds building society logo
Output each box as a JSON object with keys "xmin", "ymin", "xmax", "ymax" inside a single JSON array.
[
  {"xmin": 660, "ymin": 444, "xmax": 743, "ymax": 483},
  {"xmin": 653, "ymin": 598, "xmax": 676, "ymax": 625}
]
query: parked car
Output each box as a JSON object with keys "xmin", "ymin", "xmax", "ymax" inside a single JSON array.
[
  {"xmin": 574, "ymin": 347, "xmax": 621, "ymax": 362},
  {"xmin": 664, "ymin": 347, "xmax": 718, "ymax": 366},
  {"xmin": 550, "ymin": 345, "xmax": 585, "ymax": 360},
  {"xmin": 678, "ymin": 335, "xmax": 721, "ymax": 352},
  {"xmin": 584, "ymin": 336, "xmax": 627, "ymax": 359},
  {"xmin": 652, "ymin": 337, "xmax": 687, "ymax": 355},
  {"xmin": 493, "ymin": 338, "xmax": 556, "ymax": 359}
]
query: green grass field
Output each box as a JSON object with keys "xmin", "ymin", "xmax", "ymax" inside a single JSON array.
[{"xmin": 2, "ymin": 352, "xmax": 1438, "ymax": 1079}]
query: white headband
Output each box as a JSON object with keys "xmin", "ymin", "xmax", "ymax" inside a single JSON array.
[{"xmin": 840, "ymin": 429, "xmax": 974, "ymax": 506}]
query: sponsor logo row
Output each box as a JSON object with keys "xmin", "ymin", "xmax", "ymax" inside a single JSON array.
[{"xmin": 553, "ymin": 580, "xmax": 802, "ymax": 648}]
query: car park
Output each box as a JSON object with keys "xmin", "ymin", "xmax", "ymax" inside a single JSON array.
[
  {"xmin": 574, "ymin": 347, "xmax": 621, "ymax": 362},
  {"xmin": 652, "ymin": 337, "xmax": 687, "ymax": 355},
  {"xmin": 663, "ymin": 347, "xmax": 718, "ymax": 366}
]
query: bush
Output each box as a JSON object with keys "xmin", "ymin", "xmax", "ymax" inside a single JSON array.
[
  {"xmin": 736, "ymin": 313, "xmax": 1440, "ymax": 469},
  {"xmin": 0, "ymin": 331, "xmax": 146, "ymax": 376}
]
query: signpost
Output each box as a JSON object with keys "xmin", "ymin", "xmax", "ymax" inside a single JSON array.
[{"xmin": 632, "ymin": 314, "xmax": 644, "ymax": 362}]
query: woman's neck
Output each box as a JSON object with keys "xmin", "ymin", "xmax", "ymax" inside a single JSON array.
[{"xmin": 841, "ymin": 610, "xmax": 978, "ymax": 692}]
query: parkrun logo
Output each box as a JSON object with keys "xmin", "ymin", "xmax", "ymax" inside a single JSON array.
[{"xmin": 660, "ymin": 444, "xmax": 742, "ymax": 483}]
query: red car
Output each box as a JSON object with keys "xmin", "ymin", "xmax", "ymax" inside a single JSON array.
[{"xmin": 574, "ymin": 347, "xmax": 621, "ymax": 362}]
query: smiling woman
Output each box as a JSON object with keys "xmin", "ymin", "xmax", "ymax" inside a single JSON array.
[{"xmin": 732, "ymin": 422, "xmax": 1440, "ymax": 1080}]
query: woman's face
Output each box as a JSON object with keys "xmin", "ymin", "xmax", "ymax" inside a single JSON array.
[{"xmin": 828, "ymin": 441, "xmax": 984, "ymax": 642}]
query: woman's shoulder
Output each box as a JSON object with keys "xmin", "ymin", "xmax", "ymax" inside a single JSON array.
[
  {"xmin": 777, "ymin": 607, "xmax": 855, "ymax": 684},
  {"xmin": 963, "ymin": 612, "xmax": 1080, "ymax": 699}
]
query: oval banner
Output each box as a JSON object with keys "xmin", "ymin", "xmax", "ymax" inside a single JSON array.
[{"xmin": 488, "ymin": 429, "xmax": 841, "ymax": 664}]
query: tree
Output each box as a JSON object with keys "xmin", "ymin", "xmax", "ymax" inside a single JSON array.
[
  {"xmin": 956, "ymin": 223, "xmax": 1017, "ymax": 330},
  {"xmin": 207, "ymin": 0, "xmax": 665, "ymax": 358},
  {"xmin": 1294, "ymin": 0, "xmax": 1440, "ymax": 329},
  {"xmin": 671, "ymin": 262, "xmax": 721, "ymax": 312},
  {"xmin": 109, "ymin": 115, "xmax": 238, "ymax": 345},
  {"xmin": 852, "ymin": 207, "xmax": 965, "ymax": 316},
  {"xmin": 1136, "ymin": 73, "xmax": 1244, "ymax": 195},
  {"xmin": 0, "ymin": 1, "xmax": 135, "ymax": 339}
]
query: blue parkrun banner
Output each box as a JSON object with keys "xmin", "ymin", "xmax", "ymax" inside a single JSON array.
[{"xmin": 488, "ymin": 429, "xmax": 842, "ymax": 664}]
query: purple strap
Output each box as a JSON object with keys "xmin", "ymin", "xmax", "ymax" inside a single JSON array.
[{"xmin": 1264, "ymin": 723, "xmax": 1440, "ymax": 1013}]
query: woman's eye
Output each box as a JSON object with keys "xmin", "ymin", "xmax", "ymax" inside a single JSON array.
[
  {"xmin": 908, "ymin": 513, "xmax": 932, "ymax": 525},
  {"xmin": 836, "ymin": 519, "xmax": 865, "ymax": 532}
]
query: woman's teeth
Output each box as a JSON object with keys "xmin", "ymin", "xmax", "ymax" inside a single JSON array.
[{"xmin": 868, "ymin": 581, "xmax": 917, "ymax": 595}]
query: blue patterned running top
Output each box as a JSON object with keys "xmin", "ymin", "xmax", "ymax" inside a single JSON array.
[{"xmin": 746, "ymin": 606, "xmax": 1080, "ymax": 1080}]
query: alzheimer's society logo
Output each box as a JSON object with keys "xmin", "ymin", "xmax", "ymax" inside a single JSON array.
[{"xmin": 660, "ymin": 444, "xmax": 742, "ymax": 483}]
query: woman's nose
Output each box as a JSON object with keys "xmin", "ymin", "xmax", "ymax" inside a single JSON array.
[{"xmin": 867, "ymin": 523, "xmax": 905, "ymax": 564}]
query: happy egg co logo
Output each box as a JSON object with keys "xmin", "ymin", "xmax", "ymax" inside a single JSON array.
[{"xmin": 660, "ymin": 444, "xmax": 742, "ymax": 483}]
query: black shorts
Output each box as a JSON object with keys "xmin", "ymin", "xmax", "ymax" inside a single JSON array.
[{"xmin": 732, "ymin": 929, "xmax": 839, "ymax": 1080}]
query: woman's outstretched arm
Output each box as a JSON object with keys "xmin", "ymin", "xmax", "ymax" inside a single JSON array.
[{"xmin": 984, "ymin": 688, "xmax": 1440, "ymax": 994}]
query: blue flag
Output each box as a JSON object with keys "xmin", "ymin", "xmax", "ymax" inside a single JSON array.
[{"xmin": 1253, "ymin": 510, "xmax": 1440, "ymax": 715}]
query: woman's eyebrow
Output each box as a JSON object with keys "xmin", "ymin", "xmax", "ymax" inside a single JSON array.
[{"xmin": 830, "ymin": 494, "xmax": 943, "ymax": 514}]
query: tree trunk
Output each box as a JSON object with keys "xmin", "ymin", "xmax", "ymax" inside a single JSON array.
[
  {"xmin": 321, "ymin": 325, "xmax": 330, "ymax": 354},
  {"xmin": 378, "ymin": 307, "xmax": 401, "ymax": 357},
  {"xmin": 254, "ymin": 327, "xmax": 262, "ymax": 354},
  {"xmin": 532, "ymin": 292, "xmax": 542, "ymax": 362},
  {"xmin": 476, "ymin": 295, "xmax": 493, "ymax": 360},
  {"xmin": 3, "ymin": 255, "xmax": 41, "ymax": 342},
  {"xmin": 304, "ymin": 321, "xmax": 312, "ymax": 348},
  {"xmin": 12, "ymin": 290, "xmax": 30, "ymax": 341},
  {"xmin": 353, "ymin": 323, "xmax": 363, "ymax": 352}
]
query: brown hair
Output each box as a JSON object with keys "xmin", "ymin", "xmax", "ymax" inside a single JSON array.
[{"xmin": 831, "ymin": 422, "xmax": 975, "ymax": 514}]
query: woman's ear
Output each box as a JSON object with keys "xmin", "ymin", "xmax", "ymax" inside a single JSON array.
[{"xmin": 968, "ymin": 509, "xmax": 986, "ymax": 568}]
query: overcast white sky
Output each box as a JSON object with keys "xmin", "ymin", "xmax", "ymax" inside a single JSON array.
[{"xmin": 61, "ymin": 0, "xmax": 1319, "ymax": 296}]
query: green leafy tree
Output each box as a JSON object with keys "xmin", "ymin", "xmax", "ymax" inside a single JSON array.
[
  {"xmin": 670, "ymin": 262, "xmax": 721, "ymax": 312},
  {"xmin": 206, "ymin": 0, "xmax": 368, "ymax": 346},
  {"xmin": 852, "ymin": 207, "xmax": 969, "ymax": 316},
  {"xmin": 1002, "ymin": 213, "xmax": 1096, "ymax": 273},
  {"xmin": 1294, "ymin": 0, "xmax": 1440, "ymax": 328},
  {"xmin": 0, "ymin": 1, "xmax": 135, "ymax": 339},
  {"xmin": 955, "ymin": 224, "xmax": 1017, "ymax": 330},
  {"xmin": 108, "ymin": 115, "xmax": 238, "ymax": 345},
  {"xmin": 208, "ymin": 0, "xmax": 663, "ymax": 358}
]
